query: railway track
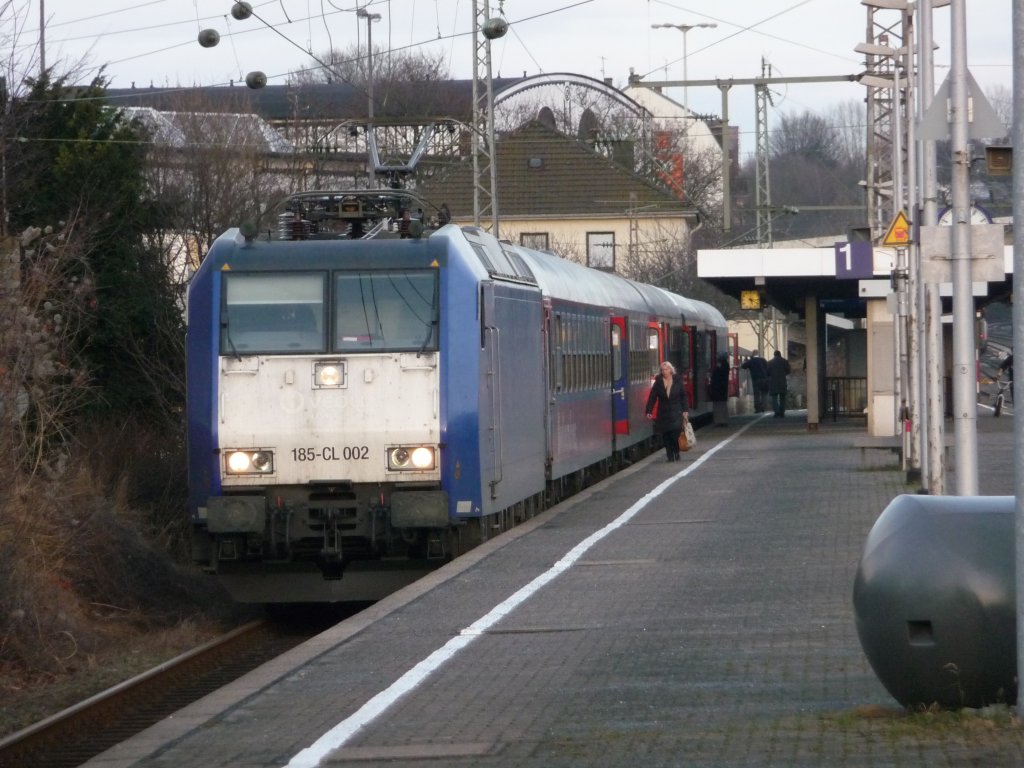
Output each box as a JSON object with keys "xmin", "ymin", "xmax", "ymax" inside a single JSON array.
[{"xmin": 0, "ymin": 615, "xmax": 336, "ymax": 768}]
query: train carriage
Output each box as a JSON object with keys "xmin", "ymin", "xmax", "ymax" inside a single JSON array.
[{"xmin": 186, "ymin": 196, "xmax": 726, "ymax": 603}]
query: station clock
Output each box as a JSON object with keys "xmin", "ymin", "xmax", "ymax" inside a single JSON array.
[{"xmin": 740, "ymin": 290, "xmax": 762, "ymax": 310}]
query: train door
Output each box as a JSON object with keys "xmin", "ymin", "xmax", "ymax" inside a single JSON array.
[
  {"xmin": 727, "ymin": 332, "xmax": 740, "ymax": 397},
  {"xmin": 479, "ymin": 282, "xmax": 547, "ymax": 514},
  {"xmin": 695, "ymin": 330, "xmax": 711, "ymax": 408},
  {"xmin": 610, "ymin": 317, "xmax": 629, "ymax": 436},
  {"xmin": 672, "ymin": 324, "xmax": 694, "ymax": 408},
  {"xmin": 541, "ymin": 299, "xmax": 554, "ymax": 465}
]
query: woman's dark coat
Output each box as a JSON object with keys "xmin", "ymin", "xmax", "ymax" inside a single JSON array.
[{"xmin": 645, "ymin": 374, "xmax": 689, "ymax": 434}]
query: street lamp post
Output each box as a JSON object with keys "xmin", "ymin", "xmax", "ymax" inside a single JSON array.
[
  {"xmin": 651, "ymin": 22, "xmax": 717, "ymax": 107},
  {"xmin": 357, "ymin": 6, "xmax": 381, "ymax": 187}
]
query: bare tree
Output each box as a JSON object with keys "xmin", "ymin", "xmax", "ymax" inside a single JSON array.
[
  {"xmin": 650, "ymin": 121, "xmax": 723, "ymax": 228},
  {"xmin": 141, "ymin": 90, "xmax": 295, "ymax": 266},
  {"xmin": 770, "ymin": 111, "xmax": 844, "ymax": 166},
  {"xmin": 825, "ymin": 100, "xmax": 868, "ymax": 171},
  {"xmin": 616, "ymin": 223, "xmax": 731, "ymax": 309},
  {"xmin": 731, "ymin": 106, "xmax": 868, "ymax": 242},
  {"xmin": 291, "ymin": 44, "xmax": 448, "ymax": 88}
]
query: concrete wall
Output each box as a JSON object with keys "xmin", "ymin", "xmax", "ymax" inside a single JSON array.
[{"xmin": 867, "ymin": 299, "xmax": 896, "ymax": 436}]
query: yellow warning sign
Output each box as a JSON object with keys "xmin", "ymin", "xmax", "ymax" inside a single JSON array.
[{"xmin": 882, "ymin": 210, "xmax": 913, "ymax": 246}]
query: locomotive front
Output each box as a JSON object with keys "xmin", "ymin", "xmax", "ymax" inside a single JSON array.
[{"xmin": 187, "ymin": 231, "xmax": 449, "ymax": 603}]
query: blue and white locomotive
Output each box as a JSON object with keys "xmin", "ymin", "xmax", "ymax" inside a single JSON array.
[{"xmin": 186, "ymin": 191, "xmax": 727, "ymax": 603}]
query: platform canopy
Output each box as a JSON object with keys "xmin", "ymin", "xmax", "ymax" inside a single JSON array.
[{"xmin": 698, "ymin": 244, "xmax": 1014, "ymax": 318}]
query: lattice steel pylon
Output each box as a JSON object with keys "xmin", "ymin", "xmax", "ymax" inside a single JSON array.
[
  {"xmin": 471, "ymin": 0, "xmax": 499, "ymax": 233},
  {"xmin": 863, "ymin": 6, "xmax": 906, "ymax": 241},
  {"xmin": 754, "ymin": 58, "xmax": 773, "ymax": 247}
]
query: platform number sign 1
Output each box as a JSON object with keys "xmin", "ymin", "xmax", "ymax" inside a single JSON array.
[{"xmin": 834, "ymin": 240, "xmax": 874, "ymax": 279}]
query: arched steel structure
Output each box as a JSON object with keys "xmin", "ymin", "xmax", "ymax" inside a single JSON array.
[
  {"xmin": 471, "ymin": 70, "xmax": 654, "ymax": 233},
  {"xmin": 494, "ymin": 73, "xmax": 652, "ymax": 118}
]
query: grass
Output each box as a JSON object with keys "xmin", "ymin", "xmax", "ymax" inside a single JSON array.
[
  {"xmin": 0, "ymin": 430, "xmax": 250, "ymax": 739},
  {"xmin": 823, "ymin": 703, "xmax": 1024, "ymax": 747}
]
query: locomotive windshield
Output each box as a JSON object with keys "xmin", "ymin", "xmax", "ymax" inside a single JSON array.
[
  {"xmin": 219, "ymin": 270, "xmax": 438, "ymax": 356},
  {"xmin": 335, "ymin": 271, "xmax": 437, "ymax": 352},
  {"xmin": 221, "ymin": 273, "xmax": 326, "ymax": 355}
]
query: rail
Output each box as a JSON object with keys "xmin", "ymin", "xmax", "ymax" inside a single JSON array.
[{"xmin": 0, "ymin": 620, "xmax": 320, "ymax": 768}]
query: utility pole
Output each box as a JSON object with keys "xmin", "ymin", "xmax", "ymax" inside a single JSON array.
[
  {"xmin": 39, "ymin": 0, "xmax": 46, "ymax": 76},
  {"xmin": 948, "ymin": 0, "xmax": 979, "ymax": 494},
  {"xmin": 754, "ymin": 59, "xmax": 773, "ymax": 247},
  {"xmin": 471, "ymin": 0, "xmax": 506, "ymax": 233},
  {"xmin": 356, "ymin": 7, "xmax": 380, "ymax": 188},
  {"xmin": 918, "ymin": 0, "xmax": 945, "ymax": 495},
  {"xmin": 1012, "ymin": 0, "xmax": 1024, "ymax": 718},
  {"xmin": 903, "ymin": 7, "xmax": 923, "ymax": 486}
]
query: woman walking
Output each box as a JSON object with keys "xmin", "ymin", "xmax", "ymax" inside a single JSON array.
[{"xmin": 645, "ymin": 361, "xmax": 690, "ymax": 462}]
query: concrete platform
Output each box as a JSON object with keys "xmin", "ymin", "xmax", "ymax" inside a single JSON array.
[{"xmin": 83, "ymin": 411, "xmax": 1021, "ymax": 768}]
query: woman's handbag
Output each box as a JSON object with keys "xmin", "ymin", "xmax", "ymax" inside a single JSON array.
[{"xmin": 679, "ymin": 417, "xmax": 696, "ymax": 452}]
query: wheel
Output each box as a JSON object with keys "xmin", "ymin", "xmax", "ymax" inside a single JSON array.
[{"xmin": 994, "ymin": 393, "xmax": 1004, "ymax": 417}]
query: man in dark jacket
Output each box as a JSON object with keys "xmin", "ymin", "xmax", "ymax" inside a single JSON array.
[
  {"xmin": 767, "ymin": 350, "xmax": 791, "ymax": 418},
  {"xmin": 741, "ymin": 352, "xmax": 770, "ymax": 413}
]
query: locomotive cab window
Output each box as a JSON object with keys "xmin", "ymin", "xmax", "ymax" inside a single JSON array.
[
  {"xmin": 221, "ymin": 273, "xmax": 326, "ymax": 355},
  {"xmin": 334, "ymin": 271, "xmax": 438, "ymax": 352}
]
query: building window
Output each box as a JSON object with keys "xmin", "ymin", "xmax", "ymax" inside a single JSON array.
[
  {"xmin": 520, "ymin": 232, "xmax": 549, "ymax": 250},
  {"xmin": 587, "ymin": 232, "xmax": 615, "ymax": 270},
  {"xmin": 527, "ymin": 156, "xmax": 544, "ymax": 170}
]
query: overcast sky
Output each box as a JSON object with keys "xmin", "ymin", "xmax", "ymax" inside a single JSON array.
[{"xmin": 6, "ymin": 0, "xmax": 1014, "ymax": 161}]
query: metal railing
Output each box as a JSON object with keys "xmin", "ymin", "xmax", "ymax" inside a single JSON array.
[{"xmin": 825, "ymin": 377, "xmax": 868, "ymax": 419}]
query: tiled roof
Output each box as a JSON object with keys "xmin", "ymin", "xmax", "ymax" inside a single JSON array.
[{"xmin": 417, "ymin": 121, "xmax": 693, "ymax": 219}]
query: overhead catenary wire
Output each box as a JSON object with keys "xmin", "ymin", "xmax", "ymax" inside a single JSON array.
[{"xmin": 643, "ymin": 0, "xmax": 854, "ymax": 80}]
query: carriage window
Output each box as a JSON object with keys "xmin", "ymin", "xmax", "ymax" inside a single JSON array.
[
  {"xmin": 221, "ymin": 273, "xmax": 326, "ymax": 355},
  {"xmin": 334, "ymin": 271, "xmax": 438, "ymax": 352}
]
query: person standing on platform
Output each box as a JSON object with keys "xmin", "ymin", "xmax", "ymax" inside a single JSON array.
[
  {"xmin": 741, "ymin": 351, "xmax": 770, "ymax": 413},
  {"xmin": 709, "ymin": 353, "xmax": 730, "ymax": 427},
  {"xmin": 645, "ymin": 361, "xmax": 689, "ymax": 462},
  {"xmin": 767, "ymin": 349, "xmax": 791, "ymax": 418}
]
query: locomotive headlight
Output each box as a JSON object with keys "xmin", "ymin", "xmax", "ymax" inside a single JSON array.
[
  {"xmin": 225, "ymin": 449, "xmax": 274, "ymax": 475},
  {"xmin": 251, "ymin": 451, "xmax": 273, "ymax": 471},
  {"xmin": 314, "ymin": 361, "xmax": 346, "ymax": 388},
  {"xmin": 410, "ymin": 447, "xmax": 434, "ymax": 469},
  {"xmin": 387, "ymin": 445, "xmax": 436, "ymax": 471}
]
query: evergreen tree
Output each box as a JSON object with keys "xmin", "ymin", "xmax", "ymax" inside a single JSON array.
[{"xmin": 5, "ymin": 74, "xmax": 183, "ymax": 423}]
